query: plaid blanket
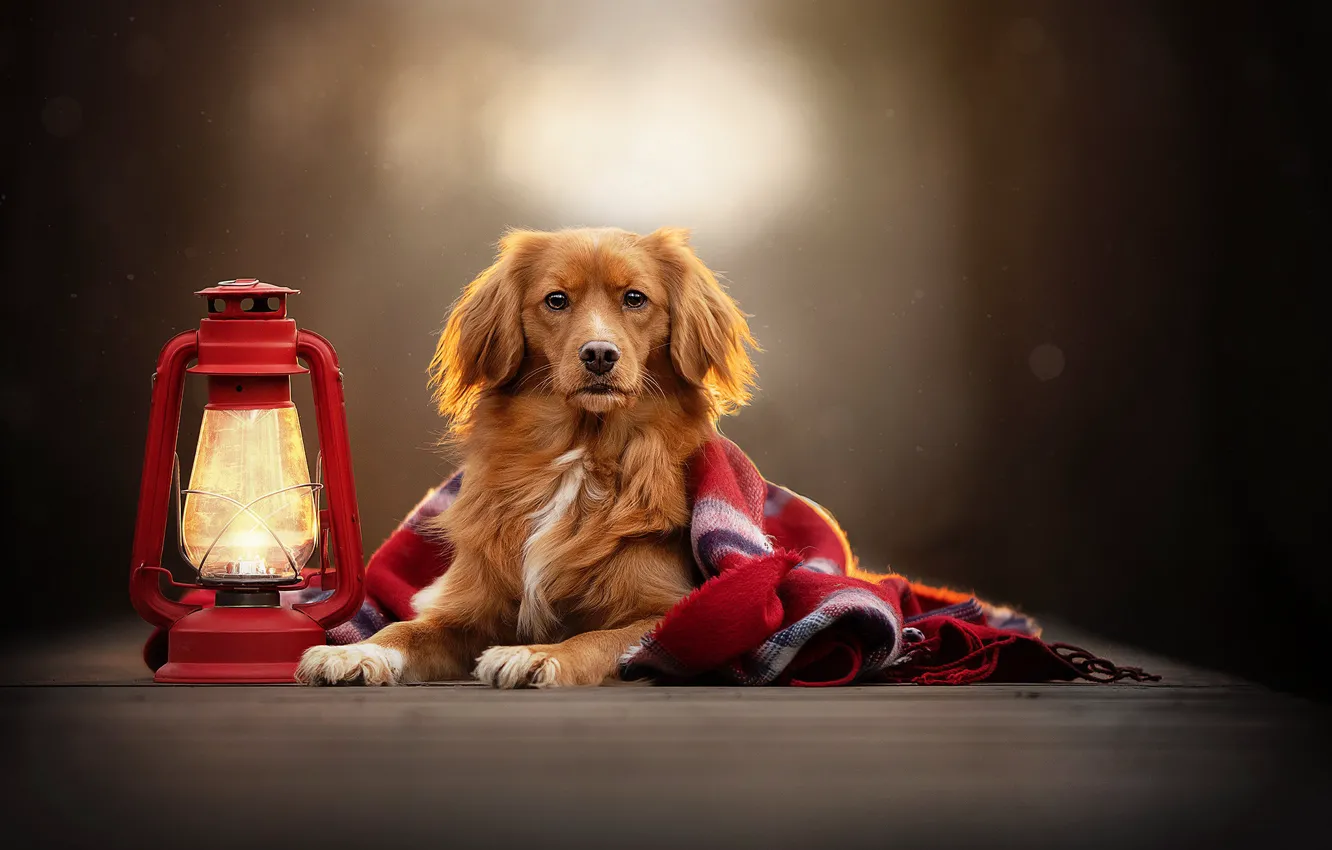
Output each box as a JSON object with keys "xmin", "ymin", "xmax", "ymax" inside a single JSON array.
[{"xmin": 146, "ymin": 437, "xmax": 1157, "ymax": 686}]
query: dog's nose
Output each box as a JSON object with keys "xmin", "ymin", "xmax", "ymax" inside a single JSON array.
[{"xmin": 579, "ymin": 340, "xmax": 620, "ymax": 375}]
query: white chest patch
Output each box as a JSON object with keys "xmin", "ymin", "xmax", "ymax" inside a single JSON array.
[{"xmin": 518, "ymin": 447, "xmax": 593, "ymax": 640}]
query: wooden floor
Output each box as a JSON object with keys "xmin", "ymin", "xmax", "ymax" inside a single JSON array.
[{"xmin": 2, "ymin": 620, "xmax": 1328, "ymax": 850}]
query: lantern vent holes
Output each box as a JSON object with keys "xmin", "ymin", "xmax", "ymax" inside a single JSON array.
[
  {"xmin": 207, "ymin": 296, "xmax": 282, "ymax": 316},
  {"xmin": 238, "ymin": 297, "xmax": 281, "ymax": 314}
]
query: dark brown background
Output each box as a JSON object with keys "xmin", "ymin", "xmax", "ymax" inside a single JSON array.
[{"xmin": 2, "ymin": 1, "xmax": 1327, "ymax": 697}]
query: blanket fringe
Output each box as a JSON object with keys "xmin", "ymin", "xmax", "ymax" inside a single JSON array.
[
  {"xmin": 1048, "ymin": 642, "xmax": 1162, "ymax": 683},
  {"xmin": 878, "ymin": 633, "xmax": 1017, "ymax": 685},
  {"xmin": 879, "ymin": 633, "xmax": 1162, "ymax": 686}
]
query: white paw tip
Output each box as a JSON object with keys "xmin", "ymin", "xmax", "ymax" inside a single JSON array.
[
  {"xmin": 295, "ymin": 644, "xmax": 405, "ymax": 686},
  {"xmin": 474, "ymin": 646, "xmax": 563, "ymax": 689}
]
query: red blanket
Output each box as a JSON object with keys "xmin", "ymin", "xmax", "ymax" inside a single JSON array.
[{"xmin": 147, "ymin": 437, "xmax": 1156, "ymax": 686}]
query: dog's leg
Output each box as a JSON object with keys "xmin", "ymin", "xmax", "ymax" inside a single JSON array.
[
  {"xmin": 295, "ymin": 616, "xmax": 484, "ymax": 686},
  {"xmin": 475, "ymin": 617, "xmax": 661, "ymax": 688},
  {"xmin": 296, "ymin": 565, "xmax": 502, "ymax": 686}
]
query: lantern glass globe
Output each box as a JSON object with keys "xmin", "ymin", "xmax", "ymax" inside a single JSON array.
[{"xmin": 182, "ymin": 405, "xmax": 317, "ymax": 584}]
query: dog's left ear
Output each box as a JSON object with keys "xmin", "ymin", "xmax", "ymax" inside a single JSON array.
[
  {"xmin": 642, "ymin": 227, "xmax": 757, "ymax": 415},
  {"xmin": 430, "ymin": 229, "xmax": 547, "ymax": 430}
]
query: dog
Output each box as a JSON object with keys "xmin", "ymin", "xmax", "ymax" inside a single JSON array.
[{"xmin": 296, "ymin": 226, "xmax": 757, "ymax": 687}]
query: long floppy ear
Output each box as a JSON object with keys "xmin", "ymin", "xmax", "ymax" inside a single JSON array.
[
  {"xmin": 643, "ymin": 227, "xmax": 758, "ymax": 415},
  {"xmin": 429, "ymin": 230, "xmax": 546, "ymax": 430}
]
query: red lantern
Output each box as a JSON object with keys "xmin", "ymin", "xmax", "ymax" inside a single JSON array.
[{"xmin": 129, "ymin": 279, "xmax": 365, "ymax": 682}]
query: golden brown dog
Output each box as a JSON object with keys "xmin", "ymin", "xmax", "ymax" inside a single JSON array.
[{"xmin": 296, "ymin": 226, "xmax": 756, "ymax": 687}]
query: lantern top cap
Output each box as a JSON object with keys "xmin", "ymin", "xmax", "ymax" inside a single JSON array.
[{"xmin": 195, "ymin": 279, "xmax": 301, "ymax": 298}]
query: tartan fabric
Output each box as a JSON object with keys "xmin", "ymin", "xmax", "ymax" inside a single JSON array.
[{"xmin": 146, "ymin": 436, "xmax": 1157, "ymax": 686}]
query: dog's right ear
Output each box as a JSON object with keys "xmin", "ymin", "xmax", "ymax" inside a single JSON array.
[
  {"xmin": 430, "ymin": 230, "xmax": 547, "ymax": 430},
  {"xmin": 641, "ymin": 227, "xmax": 757, "ymax": 416}
]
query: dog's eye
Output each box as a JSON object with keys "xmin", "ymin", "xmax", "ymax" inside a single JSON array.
[
  {"xmin": 623, "ymin": 290, "xmax": 647, "ymax": 309},
  {"xmin": 544, "ymin": 292, "xmax": 569, "ymax": 311}
]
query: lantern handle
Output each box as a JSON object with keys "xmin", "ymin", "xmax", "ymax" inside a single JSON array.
[
  {"xmin": 129, "ymin": 331, "xmax": 204, "ymax": 628},
  {"xmin": 291, "ymin": 329, "xmax": 366, "ymax": 628}
]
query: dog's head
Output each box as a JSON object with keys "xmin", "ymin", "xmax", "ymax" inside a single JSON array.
[{"xmin": 431, "ymin": 227, "xmax": 756, "ymax": 431}]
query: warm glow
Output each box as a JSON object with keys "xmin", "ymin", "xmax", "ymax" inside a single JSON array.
[
  {"xmin": 482, "ymin": 48, "xmax": 816, "ymax": 238},
  {"xmin": 182, "ymin": 406, "xmax": 317, "ymax": 584}
]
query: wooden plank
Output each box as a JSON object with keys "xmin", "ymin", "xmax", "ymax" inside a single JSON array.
[
  {"xmin": 2, "ymin": 618, "xmax": 1323, "ymax": 849},
  {"xmin": 2, "ymin": 681, "xmax": 1328, "ymax": 849}
]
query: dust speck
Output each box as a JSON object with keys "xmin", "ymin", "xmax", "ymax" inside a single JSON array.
[{"xmin": 1029, "ymin": 343, "xmax": 1066, "ymax": 381}]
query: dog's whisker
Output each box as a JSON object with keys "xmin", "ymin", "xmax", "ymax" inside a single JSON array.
[{"xmin": 641, "ymin": 373, "xmax": 668, "ymax": 402}]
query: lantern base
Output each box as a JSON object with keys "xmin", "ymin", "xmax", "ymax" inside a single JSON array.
[{"xmin": 154, "ymin": 605, "xmax": 325, "ymax": 684}]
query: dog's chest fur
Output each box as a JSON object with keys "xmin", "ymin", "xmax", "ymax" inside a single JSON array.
[
  {"xmin": 439, "ymin": 404, "xmax": 702, "ymax": 645},
  {"xmin": 517, "ymin": 446, "xmax": 605, "ymax": 640}
]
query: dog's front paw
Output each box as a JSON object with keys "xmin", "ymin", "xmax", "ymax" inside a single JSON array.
[
  {"xmin": 296, "ymin": 644, "xmax": 404, "ymax": 686},
  {"xmin": 474, "ymin": 645, "xmax": 564, "ymax": 689}
]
